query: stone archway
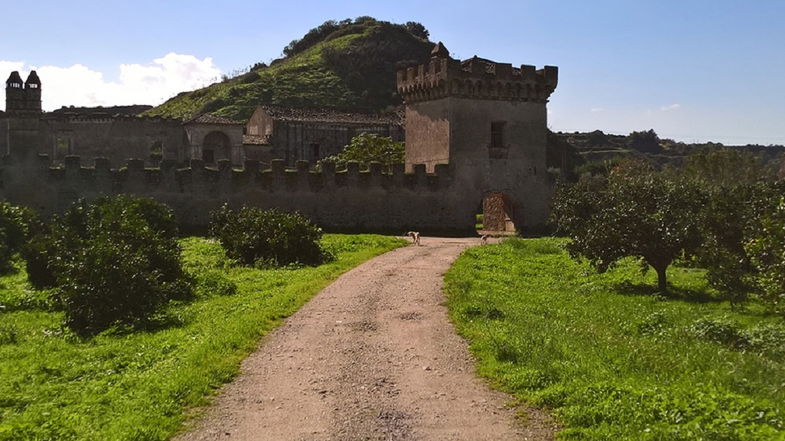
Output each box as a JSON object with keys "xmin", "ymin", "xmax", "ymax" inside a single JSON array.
[
  {"xmin": 482, "ymin": 192, "xmax": 517, "ymax": 233},
  {"xmin": 202, "ymin": 131, "xmax": 230, "ymax": 163}
]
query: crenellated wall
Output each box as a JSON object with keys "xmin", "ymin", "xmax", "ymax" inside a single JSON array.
[{"xmin": 0, "ymin": 153, "xmax": 479, "ymax": 234}]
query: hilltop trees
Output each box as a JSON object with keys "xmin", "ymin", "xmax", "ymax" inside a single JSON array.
[{"xmin": 628, "ymin": 129, "xmax": 662, "ymax": 153}]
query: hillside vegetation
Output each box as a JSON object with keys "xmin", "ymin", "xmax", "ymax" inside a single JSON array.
[{"xmin": 145, "ymin": 17, "xmax": 432, "ymax": 121}]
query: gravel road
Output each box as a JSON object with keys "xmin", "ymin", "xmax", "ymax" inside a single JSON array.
[{"xmin": 176, "ymin": 237, "xmax": 556, "ymax": 441}]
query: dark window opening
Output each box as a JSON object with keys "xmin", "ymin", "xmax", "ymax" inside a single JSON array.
[
  {"xmin": 491, "ymin": 121, "xmax": 505, "ymax": 148},
  {"xmin": 202, "ymin": 149, "xmax": 214, "ymax": 163},
  {"xmin": 55, "ymin": 137, "xmax": 71, "ymax": 159}
]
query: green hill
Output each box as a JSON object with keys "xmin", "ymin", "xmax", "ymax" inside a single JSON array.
[{"xmin": 145, "ymin": 18, "xmax": 433, "ymax": 121}]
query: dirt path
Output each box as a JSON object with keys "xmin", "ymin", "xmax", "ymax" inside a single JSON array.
[{"xmin": 176, "ymin": 237, "xmax": 556, "ymax": 441}]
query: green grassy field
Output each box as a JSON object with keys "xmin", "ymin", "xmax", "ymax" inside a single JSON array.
[
  {"xmin": 0, "ymin": 234, "xmax": 404, "ymax": 441},
  {"xmin": 445, "ymin": 238, "xmax": 785, "ymax": 440}
]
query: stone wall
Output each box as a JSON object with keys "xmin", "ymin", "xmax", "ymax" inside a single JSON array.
[
  {"xmin": 0, "ymin": 153, "xmax": 480, "ymax": 234},
  {"xmin": 40, "ymin": 115, "xmax": 187, "ymax": 165}
]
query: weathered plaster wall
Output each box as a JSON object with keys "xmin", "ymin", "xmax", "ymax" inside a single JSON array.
[
  {"xmin": 183, "ymin": 123, "xmax": 244, "ymax": 164},
  {"xmin": 404, "ymin": 99, "xmax": 450, "ymax": 173},
  {"xmin": 41, "ymin": 116, "xmax": 187, "ymax": 165},
  {"xmin": 269, "ymin": 121, "xmax": 404, "ymax": 166}
]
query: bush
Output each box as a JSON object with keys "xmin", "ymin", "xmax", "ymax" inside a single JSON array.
[
  {"xmin": 0, "ymin": 202, "xmax": 40, "ymax": 273},
  {"xmin": 31, "ymin": 196, "xmax": 191, "ymax": 334},
  {"xmin": 22, "ymin": 232, "xmax": 58, "ymax": 289},
  {"xmin": 209, "ymin": 205, "xmax": 330, "ymax": 267}
]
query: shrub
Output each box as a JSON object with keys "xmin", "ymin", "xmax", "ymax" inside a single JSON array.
[
  {"xmin": 0, "ymin": 202, "xmax": 40, "ymax": 273},
  {"xmin": 209, "ymin": 205, "xmax": 330, "ymax": 267},
  {"xmin": 22, "ymin": 232, "xmax": 58, "ymax": 289},
  {"xmin": 35, "ymin": 196, "xmax": 191, "ymax": 334}
]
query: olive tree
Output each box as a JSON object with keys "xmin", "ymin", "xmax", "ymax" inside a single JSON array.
[{"xmin": 552, "ymin": 162, "xmax": 704, "ymax": 293}]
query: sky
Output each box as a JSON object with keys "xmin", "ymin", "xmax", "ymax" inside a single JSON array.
[{"xmin": 1, "ymin": 0, "xmax": 783, "ymax": 145}]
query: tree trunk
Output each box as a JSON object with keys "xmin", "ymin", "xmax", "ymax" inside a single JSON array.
[{"xmin": 655, "ymin": 265, "xmax": 668, "ymax": 294}]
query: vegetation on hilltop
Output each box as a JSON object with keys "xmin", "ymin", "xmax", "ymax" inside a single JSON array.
[
  {"xmin": 145, "ymin": 17, "xmax": 432, "ymax": 121},
  {"xmin": 556, "ymin": 129, "xmax": 785, "ymax": 175}
]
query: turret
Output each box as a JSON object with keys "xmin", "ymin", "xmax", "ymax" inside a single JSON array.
[
  {"xmin": 5, "ymin": 71, "xmax": 24, "ymax": 113},
  {"xmin": 24, "ymin": 71, "xmax": 42, "ymax": 113}
]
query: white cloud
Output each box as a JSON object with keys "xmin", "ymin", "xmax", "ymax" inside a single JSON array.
[
  {"xmin": 590, "ymin": 107, "xmax": 605, "ymax": 113},
  {"xmin": 660, "ymin": 103, "xmax": 681, "ymax": 111},
  {"xmin": 0, "ymin": 53, "xmax": 222, "ymax": 111}
]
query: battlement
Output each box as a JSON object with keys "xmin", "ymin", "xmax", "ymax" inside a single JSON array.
[
  {"xmin": 30, "ymin": 155, "xmax": 453, "ymax": 194},
  {"xmin": 42, "ymin": 112, "xmax": 183, "ymax": 125},
  {"xmin": 396, "ymin": 43, "xmax": 558, "ymax": 104},
  {"xmin": 0, "ymin": 153, "xmax": 469, "ymax": 232}
]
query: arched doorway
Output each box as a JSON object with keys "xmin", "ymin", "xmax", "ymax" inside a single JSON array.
[
  {"xmin": 202, "ymin": 131, "xmax": 230, "ymax": 163},
  {"xmin": 481, "ymin": 192, "xmax": 517, "ymax": 233}
]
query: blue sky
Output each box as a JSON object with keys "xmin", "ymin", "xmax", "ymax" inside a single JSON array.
[{"xmin": 1, "ymin": 0, "xmax": 783, "ymax": 144}]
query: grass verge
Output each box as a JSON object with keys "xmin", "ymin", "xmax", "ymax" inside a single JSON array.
[
  {"xmin": 0, "ymin": 234, "xmax": 404, "ymax": 441},
  {"xmin": 444, "ymin": 238, "xmax": 785, "ymax": 440}
]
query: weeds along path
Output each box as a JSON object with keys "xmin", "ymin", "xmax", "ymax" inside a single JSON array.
[{"xmin": 176, "ymin": 237, "xmax": 555, "ymax": 441}]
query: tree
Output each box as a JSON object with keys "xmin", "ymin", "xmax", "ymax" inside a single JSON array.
[
  {"xmin": 552, "ymin": 161, "xmax": 705, "ymax": 293},
  {"xmin": 745, "ymin": 196, "xmax": 785, "ymax": 315},
  {"xmin": 628, "ymin": 129, "xmax": 661, "ymax": 153},
  {"xmin": 404, "ymin": 21, "xmax": 430, "ymax": 40},
  {"xmin": 318, "ymin": 133, "xmax": 404, "ymax": 171},
  {"xmin": 683, "ymin": 148, "xmax": 776, "ymax": 187}
]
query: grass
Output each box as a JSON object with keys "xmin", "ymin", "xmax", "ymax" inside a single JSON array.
[
  {"xmin": 0, "ymin": 234, "xmax": 405, "ymax": 441},
  {"xmin": 444, "ymin": 238, "xmax": 785, "ymax": 440}
]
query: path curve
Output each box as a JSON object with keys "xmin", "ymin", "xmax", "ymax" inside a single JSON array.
[{"xmin": 177, "ymin": 237, "xmax": 556, "ymax": 441}]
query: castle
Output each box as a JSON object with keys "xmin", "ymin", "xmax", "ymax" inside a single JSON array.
[{"xmin": 0, "ymin": 43, "xmax": 558, "ymax": 233}]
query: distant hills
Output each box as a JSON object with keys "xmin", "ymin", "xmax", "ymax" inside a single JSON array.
[{"xmin": 145, "ymin": 17, "xmax": 433, "ymax": 121}]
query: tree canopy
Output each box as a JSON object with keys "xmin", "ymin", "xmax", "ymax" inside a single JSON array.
[{"xmin": 318, "ymin": 133, "xmax": 404, "ymax": 171}]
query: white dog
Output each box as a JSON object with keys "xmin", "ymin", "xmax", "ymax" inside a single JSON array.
[
  {"xmin": 406, "ymin": 231, "xmax": 421, "ymax": 246},
  {"xmin": 480, "ymin": 234, "xmax": 489, "ymax": 245}
]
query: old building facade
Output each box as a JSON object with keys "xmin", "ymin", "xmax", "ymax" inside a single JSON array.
[
  {"xmin": 243, "ymin": 106, "xmax": 403, "ymax": 165},
  {"xmin": 397, "ymin": 42, "xmax": 558, "ymax": 230},
  {"xmin": 0, "ymin": 43, "xmax": 558, "ymax": 233}
]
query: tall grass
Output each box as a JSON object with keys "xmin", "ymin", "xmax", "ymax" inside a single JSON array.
[
  {"xmin": 445, "ymin": 238, "xmax": 785, "ymax": 440},
  {"xmin": 0, "ymin": 234, "xmax": 404, "ymax": 441}
]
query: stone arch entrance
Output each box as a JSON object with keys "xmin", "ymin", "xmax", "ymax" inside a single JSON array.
[
  {"xmin": 202, "ymin": 131, "xmax": 230, "ymax": 163},
  {"xmin": 482, "ymin": 192, "xmax": 517, "ymax": 233}
]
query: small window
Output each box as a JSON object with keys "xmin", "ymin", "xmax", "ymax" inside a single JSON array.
[
  {"xmin": 491, "ymin": 121, "xmax": 505, "ymax": 148},
  {"xmin": 310, "ymin": 143, "xmax": 320, "ymax": 159},
  {"xmin": 150, "ymin": 141, "xmax": 163, "ymax": 158}
]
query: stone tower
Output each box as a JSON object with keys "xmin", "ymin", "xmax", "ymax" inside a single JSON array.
[
  {"xmin": 5, "ymin": 71, "xmax": 43, "ymax": 159},
  {"xmin": 396, "ymin": 43, "xmax": 558, "ymax": 231}
]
